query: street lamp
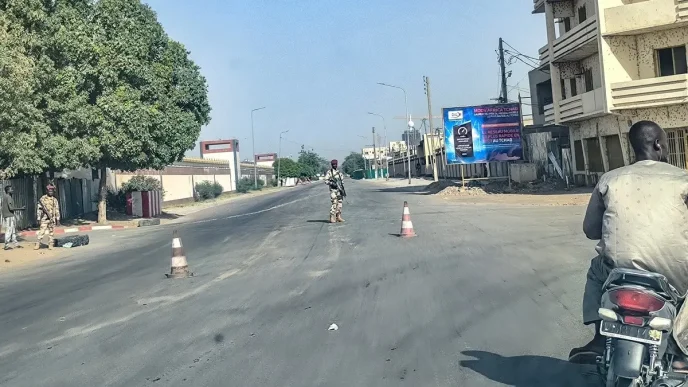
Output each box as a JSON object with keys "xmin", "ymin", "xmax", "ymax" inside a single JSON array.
[
  {"xmin": 377, "ymin": 82, "xmax": 413, "ymax": 184},
  {"xmin": 367, "ymin": 112, "xmax": 388, "ymax": 181},
  {"xmin": 278, "ymin": 129, "xmax": 289, "ymax": 187},
  {"xmin": 251, "ymin": 106, "xmax": 266, "ymax": 189}
]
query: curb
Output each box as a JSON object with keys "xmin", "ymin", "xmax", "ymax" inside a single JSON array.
[{"xmin": 1, "ymin": 224, "xmax": 132, "ymax": 239}]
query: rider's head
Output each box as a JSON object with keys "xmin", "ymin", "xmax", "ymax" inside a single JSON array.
[
  {"xmin": 629, "ymin": 120, "xmax": 668, "ymax": 163},
  {"xmin": 331, "ymin": 159, "xmax": 338, "ymax": 170}
]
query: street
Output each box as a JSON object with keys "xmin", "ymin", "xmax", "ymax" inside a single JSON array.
[{"xmin": 0, "ymin": 179, "xmax": 601, "ymax": 386}]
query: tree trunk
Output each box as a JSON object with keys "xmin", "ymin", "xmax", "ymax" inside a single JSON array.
[{"xmin": 97, "ymin": 166, "xmax": 108, "ymax": 224}]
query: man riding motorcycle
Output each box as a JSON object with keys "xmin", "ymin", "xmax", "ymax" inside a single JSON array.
[{"xmin": 569, "ymin": 120, "xmax": 688, "ymax": 371}]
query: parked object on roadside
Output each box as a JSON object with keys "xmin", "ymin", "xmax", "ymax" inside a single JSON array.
[{"xmin": 54, "ymin": 234, "xmax": 89, "ymax": 248}]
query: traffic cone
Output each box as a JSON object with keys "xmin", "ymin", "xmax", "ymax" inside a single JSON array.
[
  {"xmin": 166, "ymin": 230, "xmax": 192, "ymax": 278},
  {"xmin": 399, "ymin": 201, "xmax": 417, "ymax": 238}
]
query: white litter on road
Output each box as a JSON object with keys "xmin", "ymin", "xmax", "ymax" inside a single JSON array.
[{"xmin": 328, "ymin": 324, "xmax": 338, "ymax": 331}]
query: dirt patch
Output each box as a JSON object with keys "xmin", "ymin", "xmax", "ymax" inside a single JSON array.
[
  {"xmin": 0, "ymin": 241, "xmax": 64, "ymax": 272},
  {"xmin": 423, "ymin": 179, "xmax": 592, "ymax": 206}
]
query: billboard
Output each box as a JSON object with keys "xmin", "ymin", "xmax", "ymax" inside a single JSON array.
[{"xmin": 443, "ymin": 103, "xmax": 523, "ymax": 164}]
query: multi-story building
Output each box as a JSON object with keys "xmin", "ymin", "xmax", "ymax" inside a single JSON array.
[{"xmin": 529, "ymin": 0, "xmax": 688, "ymax": 184}]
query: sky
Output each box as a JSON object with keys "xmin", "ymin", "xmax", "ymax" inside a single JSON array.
[{"xmin": 144, "ymin": 0, "xmax": 546, "ymax": 162}]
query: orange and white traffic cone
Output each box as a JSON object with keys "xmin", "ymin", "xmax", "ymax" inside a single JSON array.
[
  {"xmin": 399, "ymin": 201, "xmax": 417, "ymax": 238},
  {"xmin": 166, "ymin": 230, "xmax": 192, "ymax": 278}
]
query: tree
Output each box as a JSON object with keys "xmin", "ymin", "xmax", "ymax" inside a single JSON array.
[
  {"xmin": 342, "ymin": 152, "xmax": 365, "ymax": 175},
  {"xmin": 66, "ymin": 0, "xmax": 210, "ymax": 223},
  {"xmin": 297, "ymin": 146, "xmax": 327, "ymax": 177},
  {"xmin": 0, "ymin": 0, "xmax": 99, "ymax": 178},
  {"xmin": 273, "ymin": 158, "xmax": 301, "ymax": 179}
]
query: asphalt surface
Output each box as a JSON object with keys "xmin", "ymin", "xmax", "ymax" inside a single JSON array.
[{"xmin": 0, "ymin": 179, "xmax": 602, "ymax": 386}]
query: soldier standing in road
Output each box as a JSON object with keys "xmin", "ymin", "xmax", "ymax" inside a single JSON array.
[
  {"xmin": 35, "ymin": 184, "xmax": 60, "ymax": 250},
  {"xmin": 325, "ymin": 159, "xmax": 345, "ymax": 223}
]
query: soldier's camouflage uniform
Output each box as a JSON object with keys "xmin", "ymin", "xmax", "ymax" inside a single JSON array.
[
  {"xmin": 36, "ymin": 194, "xmax": 60, "ymax": 249},
  {"xmin": 325, "ymin": 168, "xmax": 344, "ymax": 221}
]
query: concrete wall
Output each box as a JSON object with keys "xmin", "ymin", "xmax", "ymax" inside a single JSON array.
[{"xmin": 110, "ymin": 158, "xmax": 234, "ymax": 205}]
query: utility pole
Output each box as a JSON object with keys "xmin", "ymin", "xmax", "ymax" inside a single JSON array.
[
  {"xmin": 498, "ymin": 38, "xmax": 508, "ymax": 104},
  {"xmin": 424, "ymin": 76, "xmax": 439, "ymax": 182},
  {"xmin": 372, "ymin": 127, "xmax": 377, "ymax": 179}
]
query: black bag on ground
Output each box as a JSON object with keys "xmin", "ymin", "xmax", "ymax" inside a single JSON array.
[{"xmin": 54, "ymin": 234, "xmax": 90, "ymax": 248}]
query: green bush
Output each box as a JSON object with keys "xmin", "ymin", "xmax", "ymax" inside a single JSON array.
[
  {"xmin": 195, "ymin": 181, "xmax": 217, "ymax": 200},
  {"xmin": 254, "ymin": 179, "xmax": 265, "ymax": 190},
  {"xmin": 271, "ymin": 179, "xmax": 278, "ymax": 187},
  {"xmin": 212, "ymin": 181, "xmax": 223, "ymax": 197},
  {"xmin": 236, "ymin": 177, "xmax": 253, "ymax": 193},
  {"xmin": 122, "ymin": 175, "xmax": 162, "ymax": 192}
]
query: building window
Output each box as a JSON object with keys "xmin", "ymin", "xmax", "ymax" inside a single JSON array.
[
  {"xmin": 560, "ymin": 79, "xmax": 567, "ymax": 99},
  {"xmin": 666, "ymin": 129, "xmax": 687, "ymax": 169},
  {"xmin": 578, "ymin": 5, "xmax": 587, "ymax": 24},
  {"xmin": 584, "ymin": 68, "xmax": 594, "ymax": 92},
  {"xmin": 656, "ymin": 46, "xmax": 688, "ymax": 77},
  {"xmin": 570, "ymin": 78, "xmax": 578, "ymax": 97},
  {"xmin": 563, "ymin": 17, "xmax": 571, "ymax": 32},
  {"xmin": 574, "ymin": 140, "xmax": 585, "ymax": 171}
]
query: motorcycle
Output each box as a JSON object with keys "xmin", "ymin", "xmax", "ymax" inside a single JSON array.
[{"xmin": 598, "ymin": 268, "xmax": 686, "ymax": 386}]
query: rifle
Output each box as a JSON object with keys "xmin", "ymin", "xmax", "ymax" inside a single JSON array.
[
  {"xmin": 38, "ymin": 199, "xmax": 55, "ymax": 224},
  {"xmin": 336, "ymin": 178, "xmax": 347, "ymax": 198}
]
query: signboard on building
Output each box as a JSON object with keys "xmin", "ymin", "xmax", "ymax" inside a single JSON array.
[{"xmin": 443, "ymin": 103, "xmax": 523, "ymax": 164}]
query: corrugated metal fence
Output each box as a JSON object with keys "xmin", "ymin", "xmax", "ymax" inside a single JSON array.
[{"xmin": 0, "ymin": 176, "xmax": 100, "ymax": 230}]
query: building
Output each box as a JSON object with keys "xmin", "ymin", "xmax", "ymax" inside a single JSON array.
[
  {"xmin": 361, "ymin": 146, "xmax": 388, "ymax": 160},
  {"xmin": 389, "ymin": 141, "xmax": 408, "ymax": 154},
  {"xmin": 529, "ymin": 0, "xmax": 688, "ymax": 184},
  {"xmin": 401, "ymin": 129, "xmax": 422, "ymax": 148},
  {"xmin": 199, "ymin": 139, "xmax": 241, "ymax": 190},
  {"xmin": 254, "ymin": 153, "xmax": 277, "ymax": 168}
]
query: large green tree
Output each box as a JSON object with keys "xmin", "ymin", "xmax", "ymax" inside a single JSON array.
[
  {"xmin": 342, "ymin": 152, "xmax": 365, "ymax": 175},
  {"xmin": 0, "ymin": 0, "xmax": 98, "ymax": 178},
  {"xmin": 273, "ymin": 158, "xmax": 301, "ymax": 179},
  {"xmin": 87, "ymin": 0, "xmax": 210, "ymax": 222},
  {"xmin": 0, "ymin": 0, "xmax": 210, "ymax": 223},
  {"xmin": 297, "ymin": 146, "xmax": 328, "ymax": 177}
]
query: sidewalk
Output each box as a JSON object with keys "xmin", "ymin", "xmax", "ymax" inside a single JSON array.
[{"xmin": 1, "ymin": 185, "xmax": 292, "ymax": 240}]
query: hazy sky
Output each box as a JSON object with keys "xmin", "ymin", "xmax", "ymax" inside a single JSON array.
[{"xmin": 144, "ymin": 0, "xmax": 545, "ymax": 162}]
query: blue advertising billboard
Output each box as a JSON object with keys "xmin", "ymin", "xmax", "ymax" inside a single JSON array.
[{"xmin": 443, "ymin": 103, "xmax": 523, "ymax": 164}]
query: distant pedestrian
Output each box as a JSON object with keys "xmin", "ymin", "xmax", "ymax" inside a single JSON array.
[
  {"xmin": 2, "ymin": 185, "xmax": 25, "ymax": 250},
  {"xmin": 35, "ymin": 184, "xmax": 60, "ymax": 250},
  {"xmin": 325, "ymin": 160, "xmax": 345, "ymax": 223}
]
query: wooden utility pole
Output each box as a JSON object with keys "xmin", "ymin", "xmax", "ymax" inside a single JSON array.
[
  {"xmin": 498, "ymin": 38, "xmax": 508, "ymax": 104},
  {"xmin": 424, "ymin": 76, "xmax": 438, "ymax": 181}
]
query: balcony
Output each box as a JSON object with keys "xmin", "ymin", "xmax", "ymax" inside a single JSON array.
[
  {"xmin": 603, "ymin": 0, "xmax": 688, "ymax": 36},
  {"xmin": 544, "ymin": 88, "xmax": 605, "ymax": 124},
  {"xmin": 544, "ymin": 104, "xmax": 555, "ymax": 125},
  {"xmin": 551, "ymin": 15, "xmax": 598, "ymax": 62},
  {"xmin": 610, "ymin": 74, "xmax": 688, "ymax": 110},
  {"xmin": 533, "ymin": 0, "xmax": 545, "ymax": 14},
  {"xmin": 539, "ymin": 45, "xmax": 550, "ymax": 67}
]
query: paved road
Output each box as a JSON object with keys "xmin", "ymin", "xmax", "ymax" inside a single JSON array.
[{"xmin": 0, "ymin": 179, "xmax": 602, "ymax": 386}]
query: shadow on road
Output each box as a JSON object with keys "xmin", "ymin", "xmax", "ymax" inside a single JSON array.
[
  {"xmin": 374, "ymin": 187, "xmax": 433, "ymax": 195},
  {"xmin": 459, "ymin": 350, "xmax": 601, "ymax": 387},
  {"xmin": 306, "ymin": 220, "xmax": 331, "ymax": 223}
]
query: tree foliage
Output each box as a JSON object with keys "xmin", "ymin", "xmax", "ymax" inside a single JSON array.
[
  {"xmin": 273, "ymin": 158, "xmax": 302, "ymax": 179},
  {"xmin": 0, "ymin": 0, "xmax": 211, "ymax": 222},
  {"xmin": 342, "ymin": 152, "xmax": 365, "ymax": 176},
  {"xmin": 297, "ymin": 146, "xmax": 328, "ymax": 177}
]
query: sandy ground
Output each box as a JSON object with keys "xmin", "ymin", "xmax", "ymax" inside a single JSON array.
[{"xmin": 0, "ymin": 240, "xmax": 64, "ymax": 272}]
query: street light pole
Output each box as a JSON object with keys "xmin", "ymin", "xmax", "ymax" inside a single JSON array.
[
  {"xmin": 251, "ymin": 106, "xmax": 266, "ymax": 189},
  {"xmin": 367, "ymin": 112, "xmax": 388, "ymax": 181},
  {"xmin": 278, "ymin": 129, "xmax": 289, "ymax": 187},
  {"xmin": 377, "ymin": 82, "xmax": 412, "ymax": 184}
]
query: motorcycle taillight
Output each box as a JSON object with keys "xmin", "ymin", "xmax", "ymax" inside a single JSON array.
[{"xmin": 609, "ymin": 289, "xmax": 665, "ymax": 313}]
